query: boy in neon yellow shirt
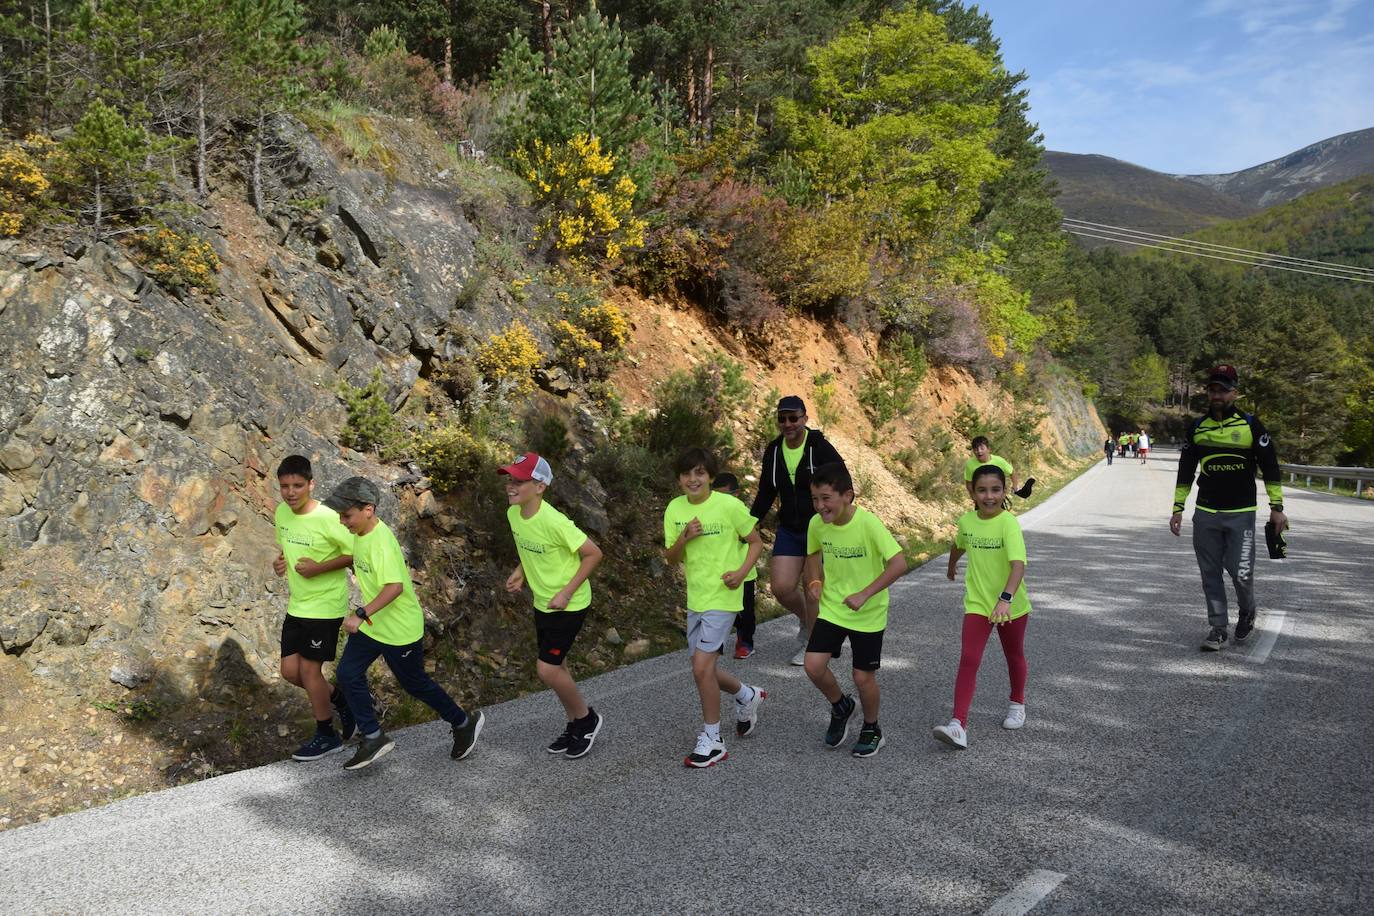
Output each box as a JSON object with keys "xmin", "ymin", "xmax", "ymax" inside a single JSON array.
[
  {"xmin": 802, "ymin": 462, "xmax": 909, "ymax": 758},
  {"xmin": 664, "ymin": 448, "xmax": 766, "ymax": 768},
  {"xmin": 501, "ymin": 452, "xmax": 605, "ymax": 759},
  {"xmin": 712, "ymin": 472, "xmax": 758, "ymax": 659},
  {"xmin": 272, "ymin": 455, "xmax": 355, "ymax": 761},
  {"xmin": 324, "ymin": 476, "xmax": 484, "ymax": 770}
]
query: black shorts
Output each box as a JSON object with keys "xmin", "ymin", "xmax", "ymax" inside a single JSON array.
[
  {"xmin": 280, "ymin": 614, "xmax": 344, "ymax": 662},
  {"xmin": 806, "ymin": 617, "xmax": 884, "ymax": 671},
  {"xmin": 533, "ymin": 608, "xmax": 588, "ymax": 665}
]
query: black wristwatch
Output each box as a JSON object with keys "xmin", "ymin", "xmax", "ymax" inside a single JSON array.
[
  {"xmin": 999, "ymin": 591, "xmax": 1014, "ymax": 603},
  {"xmin": 353, "ymin": 605, "xmax": 369, "ymax": 621}
]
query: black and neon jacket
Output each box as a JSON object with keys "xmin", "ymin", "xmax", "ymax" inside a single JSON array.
[
  {"xmin": 1173, "ymin": 408, "xmax": 1283, "ymax": 514},
  {"xmin": 750, "ymin": 429, "xmax": 846, "ymax": 534}
]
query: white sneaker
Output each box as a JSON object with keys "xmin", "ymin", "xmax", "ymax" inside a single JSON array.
[
  {"xmin": 1002, "ymin": 702, "xmax": 1026, "ymax": 730},
  {"xmin": 684, "ymin": 731, "xmax": 727, "ymax": 768},
  {"xmin": 932, "ymin": 719, "xmax": 968, "ymax": 749},
  {"xmin": 790, "ymin": 645, "xmax": 807, "ymax": 666},
  {"xmin": 735, "ymin": 686, "xmax": 767, "ymax": 738}
]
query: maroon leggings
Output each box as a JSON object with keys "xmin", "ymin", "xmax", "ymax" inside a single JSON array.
[{"xmin": 953, "ymin": 613, "xmax": 1029, "ymax": 726}]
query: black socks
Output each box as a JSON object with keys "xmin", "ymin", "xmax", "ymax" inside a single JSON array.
[{"xmin": 315, "ymin": 718, "xmax": 336, "ymax": 738}]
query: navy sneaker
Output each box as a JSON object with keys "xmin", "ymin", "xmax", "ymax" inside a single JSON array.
[
  {"xmin": 825, "ymin": 695, "xmax": 856, "ymax": 748},
  {"xmin": 292, "ymin": 732, "xmax": 344, "ymax": 761},
  {"xmin": 547, "ymin": 724, "xmax": 574, "ymax": 755}
]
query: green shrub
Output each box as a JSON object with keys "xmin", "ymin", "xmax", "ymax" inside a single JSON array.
[
  {"xmin": 339, "ymin": 369, "xmax": 404, "ymax": 455},
  {"xmin": 130, "ymin": 222, "xmax": 220, "ymax": 294},
  {"xmin": 858, "ymin": 333, "xmax": 927, "ymax": 438},
  {"xmin": 474, "ymin": 321, "xmax": 543, "ymax": 396},
  {"xmin": 526, "ymin": 408, "xmax": 571, "ymax": 461},
  {"xmin": 812, "ymin": 372, "xmax": 840, "ymax": 429},
  {"xmin": 636, "ymin": 356, "xmax": 753, "ymax": 462},
  {"xmin": 413, "ymin": 423, "xmax": 502, "ymax": 494},
  {"xmin": 550, "ymin": 299, "xmax": 630, "ymax": 382}
]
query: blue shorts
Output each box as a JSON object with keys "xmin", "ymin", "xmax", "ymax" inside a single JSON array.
[{"xmin": 773, "ymin": 525, "xmax": 809, "ymax": 557}]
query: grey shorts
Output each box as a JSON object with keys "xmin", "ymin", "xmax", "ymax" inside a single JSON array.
[{"xmin": 686, "ymin": 610, "xmax": 736, "ymax": 654}]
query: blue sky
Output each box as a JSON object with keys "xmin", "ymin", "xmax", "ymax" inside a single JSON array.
[{"xmin": 972, "ymin": 0, "xmax": 1374, "ymax": 174}]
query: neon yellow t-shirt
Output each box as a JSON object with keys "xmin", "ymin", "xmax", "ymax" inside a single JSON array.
[
  {"xmin": 963, "ymin": 454, "xmax": 1014, "ymax": 482},
  {"xmin": 663, "ymin": 491, "xmax": 758, "ymax": 612},
  {"xmin": 720, "ymin": 498, "xmax": 760, "ymax": 584},
  {"xmin": 782, "ymin": 439, "xmax": 805, "ymax": 483},
  {"xmin": 806, "ymin": 506, "xmax": 903, "ymax": 633},
  {"xmin": 955, "ymin": 510, "xmax": 1032, "ymax": 620},
  {"xmin": 351, "ymin": 520, "xmax": 425, "ymax": 646},
  {"xmin": 508, "ymin": 502, "xmax": 591, "ymax": 613},
  {"xmin": 274, "ymin": 503, "xmax": 353, "ymax": 619}
]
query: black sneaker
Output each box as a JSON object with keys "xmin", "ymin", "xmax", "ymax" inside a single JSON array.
[
  {"xmin": 547, "ymin": 724, "xmax": 574, "ymax": 755},
  {"xmin": 343, "ymin": 731, "xmax": 395, "ymax": 770},
  {"xmin": 333, "ymin": 693, "xmax": 356, "ymax": 742},
  {"xmin": 451, "ymin": 709, "xmax": 485, "ymax": 760},
  {"xmin": 292, "ymin": 732, "xmax": 343, "ymax": 761},
  {"xmin": 1234, "ymin": 610, "xmax": 1257, "ymax": 641},
  {"xmin": 565, "ymin": 708, "xmax": 603, "ymax": 759},
  {"xmin": 852, "ymin": 725, "xmax": 885, "ymax": 758},
  {"xmin": 825, "ymin": 695, "xmax": 856, "ymax": 748},
  {"xmin": 1200, "ymin": 626, "xmax": 1228, "ymax": 651}
]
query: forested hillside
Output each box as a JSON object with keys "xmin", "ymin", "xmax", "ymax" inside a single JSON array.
[{"xmin": 1057, "ymin": 174, "xmax": 1374, "ymax": 464}]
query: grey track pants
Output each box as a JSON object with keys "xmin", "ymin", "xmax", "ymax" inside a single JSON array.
[{"xmin": 1191, "ymin": 510, "xmax": 1256, "ymax": 628}]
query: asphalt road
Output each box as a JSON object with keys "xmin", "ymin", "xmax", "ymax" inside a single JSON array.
[{"xmin": 2, "ymin": 450, "xmax": 1371, "ymax": 915}]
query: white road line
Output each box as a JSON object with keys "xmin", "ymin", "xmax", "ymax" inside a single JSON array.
[
  {"xmin": 984, "ymin": 869, "xmax": 1068, "ymax": 916},
  {"xmin": 1245, "ymin": 608, "xmax": 1288, "ymax": 664}
]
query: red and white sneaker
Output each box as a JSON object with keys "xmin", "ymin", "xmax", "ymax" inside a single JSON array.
[
  {"xmin": 735, "ymin": 686, "xmax": 767, "ymax": 737},
  {"xmin": 733, "ymin": 641, "xmax": 755, "ymax": 659},
  {"xmin": 684, "ymin": 732, "xmax": 727, "ymax": 768}
]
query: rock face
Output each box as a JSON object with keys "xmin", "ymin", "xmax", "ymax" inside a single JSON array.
[{"xmin": 0, "ymin": 114, "xmax": 533, "ymax": 703}]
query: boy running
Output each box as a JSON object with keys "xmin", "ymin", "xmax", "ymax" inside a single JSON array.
[
  {"xmin": 964, "ymin": 436, "xmax": 1034, "ymax": 499},
  {"xmin": 501, "ymin": 452, "xmax": 605, "ymax": 758},
  {"xmin": 712, "ymin": 472, "xmax": 758, "ymax": 659},
  {"xmin": 664, "ymin": 448, "xmax": 767, "ymax": 768},
  {"xmin": 272, "ymin": 455, "xmax": 355, "ymax": 760},
  {"xmin": 803, "ymin": 462, "xmax": 909, "ymax": 758},
  {"xmin": 324, "ymin": 476, "xmax": 484, "ymax": 769}
]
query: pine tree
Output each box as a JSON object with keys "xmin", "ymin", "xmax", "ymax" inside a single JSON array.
[{"xmin": 54, "ymin": 99, "xmax": 169, "ymax": 240}]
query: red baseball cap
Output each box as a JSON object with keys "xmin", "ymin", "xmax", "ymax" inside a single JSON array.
[
  {"xmin": 498, "ymin": 452, "xmax": 553, "ymax": 484},
  {"xmin": 1207, "ymin": 365, "xmax": 1238, "ymax": 390}
]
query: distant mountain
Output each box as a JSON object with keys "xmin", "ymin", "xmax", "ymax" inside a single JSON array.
[
  {"xmin": 1178, "ymin": 128, "xmax": 1374, "ymax": 209},
  {"xmin": 1043, "ymin": 151, "xmax": 1256, "ymax": 244}
]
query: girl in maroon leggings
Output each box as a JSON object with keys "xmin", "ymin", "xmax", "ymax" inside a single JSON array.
[{"xmin": 934, "ymin": 465, "xmax": 1031, "ymax": 750}]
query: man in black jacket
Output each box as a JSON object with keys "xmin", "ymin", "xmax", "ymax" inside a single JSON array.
[{"xmin": 750, "ymin": 395, "xmax": 847, "ymax": 665}]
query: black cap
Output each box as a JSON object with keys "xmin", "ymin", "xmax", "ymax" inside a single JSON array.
[
  {"xmin": 776, "ymin": 395, "xmax": 806, "ymax": 414},
  {"xmin": 322, "ymin": 476, "xmax": 381, "ymax": 511},
  {"xmin": 1208, "ymin": 365, "xmax": 1238, "ymax": 390}
]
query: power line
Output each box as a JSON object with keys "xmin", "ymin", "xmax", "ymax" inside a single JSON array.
[
  {"xmin": 1062, "ymin": 218, "xmax": 1374, "ymax": 277},
  {"xmin": 1061, "ymin": 227, "xmax": 1374, "ymax": 283}
]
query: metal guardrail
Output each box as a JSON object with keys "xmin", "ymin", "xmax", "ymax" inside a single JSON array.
[{"xmin": 1280, "ymin": 463, "xmax": 1374, "ymax": 496}]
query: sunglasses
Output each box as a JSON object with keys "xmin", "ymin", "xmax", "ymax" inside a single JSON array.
[{"xmin": 777, "ymin": 413, "xmax": 804, "ymax": 423}]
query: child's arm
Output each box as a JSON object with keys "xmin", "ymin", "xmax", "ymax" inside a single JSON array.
[
  {"xmin": 723, "ymin": 527, "xmax": 763, "ymax": 589},
  {"xmin": 990, "ymin": 560, "xmax": 1025, "ymax": 624},
  {"xmin": 343, "ymin": 582, "xmax": 404, "ymax": 633},
  {"xmin": 804, "ymin": 551, "xmax": 823, "ymax": 602},
  {"xmin": 664, "ymin": 518, "xmax": 702, "ymax": 566},
  {"xmin": 294, "ymin": 555, "xmax": 353, "ymax": 579},
  {"xmin": 844, "ymin": 552, "xmax": 909, "ymax": 611},
  {"xmin": 273, "ymin": 551, "xmax": 286, "ymax": 577},
  {"xmin": 946, "ymin": 545, "xmax": 966, "ymax": 580},
  {"xmin": 505, "ymin": 563, "xmax": 525, "ymax": 594},
  {"xmin": 549, "ymin": 539, "xmax": 603, "ymax": 609}
]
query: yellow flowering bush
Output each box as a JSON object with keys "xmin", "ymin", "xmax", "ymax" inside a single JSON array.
[
  {"xmin": 0, "ymin": 139, "xmax": 52, "ymax": 237},
  {"xmin": 550, "ymin": 300, "xmax": 630, "ymax": 381},
  {"xmin": 413, "ymin": 423, "xmax": 501, "ymax": 494},
  {"xmin": 474, "ymin": 320, "xmax": 543, "ymax": 395},
  {"xmin": 132, "ymin": 224, "xmax": 221, "ymax": 293},
  {"xmin": 513, "ymin": 134, "xmax": 646, "ymax": 264}
]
